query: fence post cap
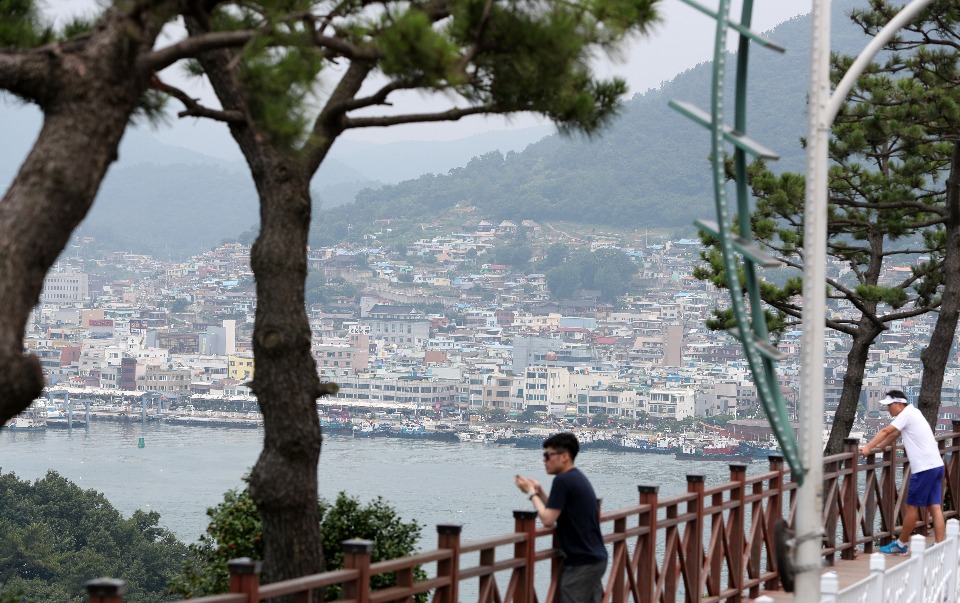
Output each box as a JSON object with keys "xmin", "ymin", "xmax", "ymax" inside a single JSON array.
[
  {"xmin": 948, "ymin": 518, "xmax": 960, "ymax": 538},
  {"xmin": 686, "ymin": 474, "xmax": 705, "ymax": 483},
  {"xmin": 638, "ymin": 484, "xmax": 659, "ymax": 494},
  {"xmin": 342, "ymin": 539, "xmax": 376, "ymax": 554},
  {"xmin": 437, "ymin": 523, "xmax": 463, "ymax": 535},
  {"xmin": 819, "ymin": 570, "xmax": 839, "ymax": 594},
  {"xmin": 85, "ymin": 579, "xmax": 127, "ymax": 597},
  {"xmin": 729, "ymin": 463, "xmax": 748, "ymax": 472},
  {"xmin": 513, "ymin": 510, "xmax": 538, "ymax": 520},
  {"xmin": 227, "ymin": 558, "xmax": 263, "ymax": 575},
  {"xmin": 869, "ymin": 552, "xmax": 886, "ymax": 572},
  {"xmin": 768, "ymin": 454, "xmax": 784, "ymax": 462},
  {"xmin": 843, "ymin": 437, "xmax": 860, "ymax": 445},
  {"xmin": 910, "ymin": 533, "xmax": 926, "ymax": 555}
]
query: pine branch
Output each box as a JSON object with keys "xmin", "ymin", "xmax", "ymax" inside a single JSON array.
[
  {"xmin": 0, "ymin": 50, "xmax": 54, "ymax": 104},
  {"xmin": 342, "ymin": 105, "xmax": 496, "ymax": 129},
  {"xmin": 152, "ymin": 77, "xmax": 243, "ymax": 123},
  {"xmin": 338, "ymin": 78, "xmax": 419, "ymax": 112},
  {"xmin": 142, "ymin": 30, "xmax": 258, "ymax": 71},
  {"xmin": 312, "ymin": 33, "xmax": 379, "ymax": 60}
]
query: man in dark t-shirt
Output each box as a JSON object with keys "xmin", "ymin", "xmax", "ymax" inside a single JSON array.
[{"xmin": 515, "ymin": 432, "xmax": 607, "ymax": 603}]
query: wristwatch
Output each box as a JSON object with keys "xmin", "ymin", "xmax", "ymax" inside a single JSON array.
[{"xmin": 528, "ymin": 492, "xmax": 537, "ymax": 500}]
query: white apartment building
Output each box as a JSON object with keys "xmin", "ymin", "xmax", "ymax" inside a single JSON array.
[
  {"xmin": 582, "ymin": 387, "xmax": 641, "ymax": 418},
  {"xmin": 40, "ymin": 269, "xmax": 89, "ymax": 304},
  {"xmin": 646, "ymin": 387, "xmax": 696, "ymax": 420}
]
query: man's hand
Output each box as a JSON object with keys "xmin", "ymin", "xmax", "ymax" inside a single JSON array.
[
  {"xmin": 515, "ymin": 475, "xmax": 541, "ymax": 496},
  {"xmin": 860, "ymin": 446, "xmax": 872, "ymax": 459}
]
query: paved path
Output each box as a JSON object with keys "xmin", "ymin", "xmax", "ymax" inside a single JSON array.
[{"xmin": 749, "ymin": 536, "xmax": 932, "ymax": 602}]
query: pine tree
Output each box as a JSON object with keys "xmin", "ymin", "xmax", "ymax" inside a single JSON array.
[
  {"xmin": 694, "ymin": 0, "xmax": 960, "ymax": 454},
  {"xmin": 151, "ymin": 0, "xmax": 660, "ymax": 583},
  {"xmin": 848, "ymin": 0, "xmax": 960, "ymax": 429}
]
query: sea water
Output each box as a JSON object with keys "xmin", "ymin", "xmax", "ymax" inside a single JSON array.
[{"xmin": 0, "ymin": 422, "xmax": 765, "ymax": 544}]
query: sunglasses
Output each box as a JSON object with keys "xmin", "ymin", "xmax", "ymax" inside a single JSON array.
[{"xmin": 543, "ymin": 451, "xmax": 563, "ymax": 460}]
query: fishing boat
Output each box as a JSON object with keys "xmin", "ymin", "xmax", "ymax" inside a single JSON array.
[{"xmin": 675, "ymin": 442, "xmax": 753, "ymax": 463}]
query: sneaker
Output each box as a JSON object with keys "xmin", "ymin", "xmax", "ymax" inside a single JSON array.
[{"xmin": 879, "ymin": 540, "xmax": 908, "ymax": 555}]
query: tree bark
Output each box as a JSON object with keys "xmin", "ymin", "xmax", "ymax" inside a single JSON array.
[
  {"xmin": 824, "ymin": 321, "xmax": 882, "ymax": 455},
  {"xmin": 919, "ymin": 141, "xmax": 960, "ymax": 429},
  {"xmin": 0, "ymin": 7, "xmax": 177, "ymax": 425},
  {"xmin": 188, "ymin": 27, "xmax": 330, "ymax": 582},
  {"xmin": 246, "ymin": 156, "xmax": 325, "ymax": 585}
]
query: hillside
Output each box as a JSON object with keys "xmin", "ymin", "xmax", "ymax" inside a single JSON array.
[
  {"xmin": 310, "ymin": 0, "xmax": 869, "ymax": 246},
  {"xmin": 1, "ymin": 1, "xmax": 876, "ymax": 254}
]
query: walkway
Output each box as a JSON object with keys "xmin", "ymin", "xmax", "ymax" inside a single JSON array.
[{"xmin": 751, "ymin": 534, "xmax": 931, "ymax": 602}]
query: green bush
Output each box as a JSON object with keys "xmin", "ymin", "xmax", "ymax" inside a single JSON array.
[{"xmin": 170, "ymin": 489, "xmax": 426, "ymax": 601}]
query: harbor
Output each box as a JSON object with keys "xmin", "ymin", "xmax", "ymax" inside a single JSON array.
[{"xmin": 2, "ymin": 388, "xmax": 797, "ymax": 463}]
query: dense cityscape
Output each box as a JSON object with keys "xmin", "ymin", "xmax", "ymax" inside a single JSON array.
[{"xmin": 17, "ymin": 217, "xmax": 960, "ymax": 448}]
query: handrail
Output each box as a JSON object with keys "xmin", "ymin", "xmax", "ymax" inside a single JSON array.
[{"xmin": 85, "ymin": 420, "xmax": 960, "ymax": 603}]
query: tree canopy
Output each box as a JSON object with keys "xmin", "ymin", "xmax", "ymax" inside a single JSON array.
[
  {"xmin": 0, "ymin": 470, "xmax": 186, "ymax": 603},
  {"xmin": 693, "ymin": 0, "xmax": 960, "ymax": 453},
  {"xmin": 158, "ymin": 0, "xmax": 662, "ymax": 585},
  {"xmin": 547, "ymin": 247, "xmax": 638, "ymax": 301}
]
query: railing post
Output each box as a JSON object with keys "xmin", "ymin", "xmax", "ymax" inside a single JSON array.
[
  {"xmin": 610, "ymin": 514, "xmax": 626, "ymax": 603},
  {"xmin": 638, "ymin": 485, "xmax": 659, "ymax": 603},
  {"xmin": 862, "ymin": 447, "xmax": 879, "ymax": 554},
  {"xmin": 765, "ymin": 455, "xmax": 784, "ymax": 591},
  {"xmin": 435, "ymin": 524, "xmax": 462, "ymax": 603},
  {"xmin": 841, "ymin": 438, "xmax": 859, "ymax": 560},
  {"xmin": 514, "ymin": 510, "xmax": 538, "ymax": 603},
  {"xmin": 687, "ymin": 474, "xmax": 705, "ymax": 603},
  {"xmin": 819, "ymin": 571, "xmax": 838, "ymax": 603},
  {"xmin": 342, "ymin": 539, "xmax": 375, "ymax": 603},
  {"xmin": 881, "ymin": 443, "xmax": 898, "ymax": 544},
  {"xmin": 950, "ymin": 420, "xmax": 960, "ymax": 517},
  {"xmin": 728, "ymin": 464, "xmax": 747, "ymax": 602},
  {"xmin": 227, "ymin": 558, "xmax": 261, "ymax": 603},
  {"xmin": 85, "ymin": 579, "xmax": 125, "ymax": 603}
]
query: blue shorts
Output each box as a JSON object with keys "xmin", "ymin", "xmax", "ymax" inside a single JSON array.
[{"xmin": 907, "ymin": 466, "xmax": 944, "ymax": 507}]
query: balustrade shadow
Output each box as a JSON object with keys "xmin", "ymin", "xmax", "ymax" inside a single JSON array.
[{"xmin": 85, "ymin": 421, "xmax": 960, "ymax": 603}]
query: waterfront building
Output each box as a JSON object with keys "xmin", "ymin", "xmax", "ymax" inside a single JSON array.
[
  {"xmin": 227, "ymin": 354, "xmax": 254, "ymax": 381},
  {"xmin": 645, "ymin": 387, "xmax": 696, "ymax": 420}
]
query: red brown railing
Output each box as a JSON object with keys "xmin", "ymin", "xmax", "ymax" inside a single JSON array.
[{"xmin": 86, "ymin": 420, "xmax": 960, "ymax": 603}]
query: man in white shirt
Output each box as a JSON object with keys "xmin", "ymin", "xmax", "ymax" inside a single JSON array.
[{"xmin": 860, "ymin": 390, "xmax": 945, "ymax": 554}]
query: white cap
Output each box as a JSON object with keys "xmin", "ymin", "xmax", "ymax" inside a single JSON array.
[{"xmin": 878, "ymin": 394, "xmax": 908, "ymax": 406}]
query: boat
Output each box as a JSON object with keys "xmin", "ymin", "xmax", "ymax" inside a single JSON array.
[
  {"xmin": 737, "ymin": 440, "xmax": 782, "ymax": 459},
  {"xmin": 457, "ymin": 431, "xmax": 490, "ymax": 443},
  {"xmin": 675, "ymin": 443, "xmax": 753, "ymax": 463},
  {"xmin": 5, "ymin": 416, "xmax": 47, "ymax": 431}
]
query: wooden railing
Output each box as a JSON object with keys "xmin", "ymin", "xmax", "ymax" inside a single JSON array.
[{"xmin": 85, "ymin": 420, "xmax": 960, "ymax": 603}]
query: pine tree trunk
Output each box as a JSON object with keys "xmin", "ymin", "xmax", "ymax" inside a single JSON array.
[
  {"xmin": 919, "ymin": 142, "xmax": 960, "ymax": 429},
  {"xmin": 825, "ymin": 325, "xmax": 881, "ymax": 454},
  {"xmin": 245, "ymin": 155, "xmax": 324, "ymax": 585},
  {"xmin": 0, "ymin": 8, "xmax": 169, "ymax": 425},
  {"xmin": 187, "ymin": 27, "xmax": 330, "ymax": 583}
]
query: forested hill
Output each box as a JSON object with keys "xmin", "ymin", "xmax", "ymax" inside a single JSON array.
[{"xmin": 312, "ymin": 0, "xmax": 868, "ymax": 244}]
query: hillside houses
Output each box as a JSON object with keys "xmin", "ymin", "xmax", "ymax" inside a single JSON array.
[{"xmin": 24, "ymin": 221, "xmax": 960, "ymax": 428}]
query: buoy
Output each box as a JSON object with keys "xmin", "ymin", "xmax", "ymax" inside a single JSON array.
[{"xmin": 138, "ymin": 437, "xmax": 145, "ymax": 449}]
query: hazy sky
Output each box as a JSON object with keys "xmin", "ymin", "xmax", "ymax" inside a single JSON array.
[{"xmin": 40, "ymin": 1, "xmax": 813, "ymax": 144}]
